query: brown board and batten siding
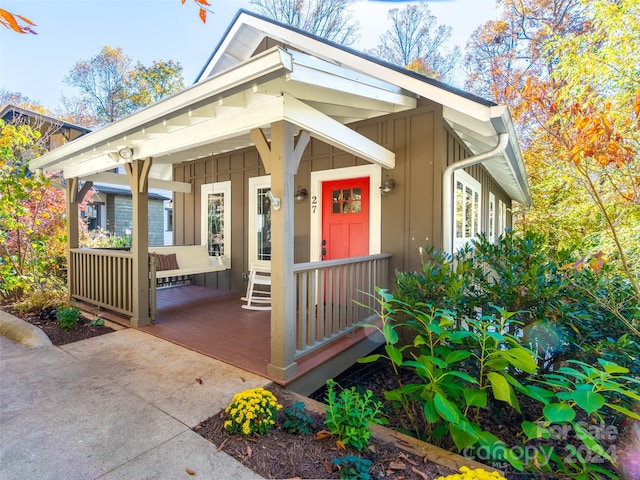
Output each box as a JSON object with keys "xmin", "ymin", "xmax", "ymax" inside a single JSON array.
[{"xmin": 172, "ymin": 100, "xmax": 510, "ymax": 294}]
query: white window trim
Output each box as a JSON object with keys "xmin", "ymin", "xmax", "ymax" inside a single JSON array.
[
  {"xmin": 248, "ymin": 175, "xmax": 272, "ymax": 268},
  {"xmin": 497, "ymin": 199, "xmax": 508, "ymax": 237},
  {"xmin": 201, "ymin": 180, "xmax": 231, "ymax": 268},
  {"xmin": 453, "ymin": 169, "xmax": 482, "ymax": 252},
  {"xmin": 309, "ymin": 165, "xmax": 382, "ymax": 262},
  {"xmin": 488, "ymin": 192, "xmax": 496, "ymax": 243}
]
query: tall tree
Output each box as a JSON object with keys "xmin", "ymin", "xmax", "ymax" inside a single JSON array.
[
  {"xmin": 464, "ymin": 0, "xmax": 587, "ymax": 107},
  {"xmin": 521, "ymin": 0, "xmax": 639, "ymax": 288},
  {"xmin": 366, "ymin": 3, "xmax": 459, "ymax": 82},
  {"xmin": 64, "ymin": 46, "xmax": 132, "ymax": 126},
  {"xmin": 249, "ymin": 0, "xmax": 360, "ymax": 46},
  {"xmin": 127, "ymin": 60, "xmax": 185, "ymax": 109},
  {"xmin": 64, "ymin": 47, "xmax": 185, "ymax": 127}
]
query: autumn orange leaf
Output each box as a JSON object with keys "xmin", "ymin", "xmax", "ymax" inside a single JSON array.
[
  {"xmin": 199, "ymin": 7, "xmax": 207, "ymax": 24},
  {"xmin": 195, "ymin": 0, "xmax": 211, "ymax": 5},
  {"xmin": 0, "ymin": 9, "xmax": 37, "ymax": 34},
  {"xmin": 315, "ymin": 430, "xmax": 332, "ymax": 440}
]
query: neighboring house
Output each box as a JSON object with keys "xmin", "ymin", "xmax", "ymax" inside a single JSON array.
[
  {"xmin": 29, "ymin": 11, "xmax": 531, "ymax": 388},
  {"xmin": 83, "ymin": 183, "xmax": 169, "ymax": 247},
  {"xmin": 0, "ymin": 104, "xmax": 90, "ymax": 151},
  {"xmin": 1, "ymin": 104, "xmax": 170, "ymax": 246}
]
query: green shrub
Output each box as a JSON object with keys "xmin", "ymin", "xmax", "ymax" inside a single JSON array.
[
  {"xmin": 331, "ymin": 455, "xmax": 372, "ymax": 480},
  {"xmin": 324, "ymin": 379, "xmax": 386, "ymax": 450},
  {"xmin": 55, "ymin": 305, "xmax": 81, "ymax": 330},
  {"xmin": 281, "ymin": 401, "xmax": 314, "ymax": 434}
]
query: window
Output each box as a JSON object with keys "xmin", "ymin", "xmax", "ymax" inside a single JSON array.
[
  {"xmin": 488, "ymin": 192, "xmax": 495, "ymax": 243},
  {"xmin": 248, "ymin": 176, "xmax": 273, "ymax": 267},
  {"xmin": 497, "ymin": 199, "xmax": 508, "ymax": 237},
  {"xmin": 453, "ymin": 170, "xmax": 481, "ymax": 252},
  {"xmin": 82, "ymin": 202, "xmax": 104, "ymax": 231},
  {"xmin": 201, "ymin": 181, "xmax": 231, "ymax": 268},
  {"xmin": 165, "ymin": 207, "xmax": 173, "ymax": 232}
]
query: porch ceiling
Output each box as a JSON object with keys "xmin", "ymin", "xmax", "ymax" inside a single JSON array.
[{"xmin": 30, "ymin": 47, "xmax": 414, "ymax": 183}]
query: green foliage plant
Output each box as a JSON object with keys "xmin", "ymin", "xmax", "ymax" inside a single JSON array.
[
  {"xmin": 55, "ymin": 305, "xmax": 81, "ymax": 330},
  {"xmin": 281, "ymin": 400, "xmax": 314, "ymax": 434},
  {"xmin": 331, "ymin": 455, "xmax": 372, "ymax": 480},
  {"xmin": 223, "ymin": 387, "xmax": 282, "ymax": 436},
  {"xmin": 324, "ymin": 379, "xmax": 386, "ymax": 450},
  {"xmin": 518, "ymin": 359, "xmax": 640, "ymax": 478},
  {"xmin": 0, "ymin": 121, "xmax": 68, "ymax": 302},
  {"xmin": 359, "ymin": 291, "xmax": 536, "ymax": 452}
]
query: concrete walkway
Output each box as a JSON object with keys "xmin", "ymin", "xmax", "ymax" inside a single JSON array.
[{"xmin": 0, "ymin": 318, "xmax": 270, "ymax": 480}]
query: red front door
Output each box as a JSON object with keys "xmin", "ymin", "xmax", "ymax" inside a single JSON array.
[{"xmin": 321, "ymin": 177, "xmax": 370, "ymax": 260}]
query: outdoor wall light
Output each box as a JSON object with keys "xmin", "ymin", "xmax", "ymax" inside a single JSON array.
[
  {"xmin": 118, "ymin": 147, "xmax": 134, "ymax": 160},
  {"xmin": 380, "ymin": 175, "xmax": 395, "ymax": 196},
  {"xmin": 294, "ymin": 185, "xmax": 308, "ymax": 203},
  {"xmin": 266, "ymin": 190, "xmax": 281, "ymax": 210}
]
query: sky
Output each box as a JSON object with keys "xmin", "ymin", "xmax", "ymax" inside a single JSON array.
[{"xmin": 0, "ymin": 0, "xmax": 498, "ymax": 113}]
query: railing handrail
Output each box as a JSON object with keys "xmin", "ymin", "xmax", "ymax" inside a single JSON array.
[
  {"xmin": 70, "ymin": 247, "xmax": 132, "ymax": 258},
  {"xmin": 293, "ymin": 253, "xmax": 391, "ymax": 272}
]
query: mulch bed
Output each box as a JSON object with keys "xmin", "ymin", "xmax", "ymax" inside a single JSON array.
[
  {"xmin": 2, "ymin": 305, "xmax": 117, "ymax": 345},
  {"xmin": 195, "ymin": 384, "xmax": 459, "ymax": 480}
]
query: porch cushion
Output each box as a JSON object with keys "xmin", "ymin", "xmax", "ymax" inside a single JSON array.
[{"xmin": 152, "ymin": 253, "xmax": 180, "ymax": 271}]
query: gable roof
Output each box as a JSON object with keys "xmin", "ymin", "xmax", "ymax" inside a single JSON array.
[
  {"xmin": 30, "ymin": 9, "xmax": 530, "ymax": 206},
  {"xmin": 1, "ymin": 104, "xmax": 91, "ymax": 136}
]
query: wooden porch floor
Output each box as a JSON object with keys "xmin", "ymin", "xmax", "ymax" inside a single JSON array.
[
  {"xmin": 95, "ymin": 285, "xmax": 377, "ymax": 387},
  {"xmin": 140, "ymin": 285, "xmax": 272, "ymax": 379}
]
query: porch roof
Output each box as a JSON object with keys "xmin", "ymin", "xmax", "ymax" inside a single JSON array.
[
  {"xmin": 29, "ymin": 46, "xmax": 413, "ymax": 189},
  {"xmin": 30, "ymin": 10, "xmax": 531, "ymax": 206}
]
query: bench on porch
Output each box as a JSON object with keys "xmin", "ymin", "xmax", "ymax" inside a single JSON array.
[{"xmin": 149, "ymin": 245, "xmax": 226, "ymax": 281}]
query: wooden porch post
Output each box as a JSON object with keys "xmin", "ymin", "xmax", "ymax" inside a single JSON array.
[
  {"xmin": 125, "ymin": 158, "xmax": 152, "ymax": 327},
  {"xmin": 65, "ymin": 178, "xmax": 92, "ymax": 303},
  {"xmin": 258, "ymin": 121, "xmax": 301, "ymax": 381}
]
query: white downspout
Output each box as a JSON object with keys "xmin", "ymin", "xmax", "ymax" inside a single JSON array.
[{"xmin": 442, "ymin": 133, "xmax": 509, "ymax": 255}]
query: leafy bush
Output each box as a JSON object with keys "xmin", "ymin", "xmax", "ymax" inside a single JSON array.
[
  {"xmin": 324, "ymin": 379, "xmax": 386, "ymax": 450},
  {"xmin": 331, "ymin": 455, "xmax": 372, "ymax": 480},
  {"xmin": 55, "ymin": 305, "xmax": 81, "ymax": 330},
  {"xmin": 11, "ymin": 282, "xmax": 67, "ymax": 314},
  {"xmin": 281, "ymin": 401, "xmax": 314, "ymax": 434},
  {"xmin": 358, "ymin": 287, "xmax": 640, "ymax": 477},
  {"xmin": 0, "ymin": 121, "xmax": 68, "ymax": 302},
  {"xmin": 223, "ymin": 388, "xmax": 282, "ymax": 436},
  {"xmin": 395, "ymin": 230, "xmax": 639, "ymax": 371}
]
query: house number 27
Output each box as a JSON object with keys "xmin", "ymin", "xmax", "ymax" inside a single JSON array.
[{"xmin": 311, "ymin": 195, "xmax": 318, "ymax": 213}]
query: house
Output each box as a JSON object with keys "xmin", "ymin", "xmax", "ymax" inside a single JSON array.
[
  {"xmin": 1, "ymin": 105, "xmax": 170, "ymax": 246},
  {"xmin": 29, "ymin": 10, "xmax": 531, "ymax": 392}
]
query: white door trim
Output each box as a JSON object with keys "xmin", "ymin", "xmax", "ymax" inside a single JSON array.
[{"xmin": 309, "ymin": 165, "xmax": 382, "ymax": 262}]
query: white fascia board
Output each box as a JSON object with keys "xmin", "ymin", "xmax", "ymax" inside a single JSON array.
[
  {"xmin": 209, "ymin": 14, "xmax": 490, "ymax": 120},
  {"xmin": 282, "ymin": 94, "xmax": 395, "ymax": 169},
  {"xmin": 30, "ymin": 47, "xmax": 293, "ymax": 172},
  {"xmin": 63, "ymin": 95, "xmax": 287, "ymax": 179}
]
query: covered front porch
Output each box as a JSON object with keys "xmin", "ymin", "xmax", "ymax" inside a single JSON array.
[{"xmin": 72, "ymin": 250, "xmax": 390, "ymax": 393}]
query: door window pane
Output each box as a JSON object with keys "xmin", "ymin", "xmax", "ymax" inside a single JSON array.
[
  {"xmin": 207, "ymin": 192, "xmax": 224, "ymax": 257},
  {"xmin": 257, "ymin": 187, "xmax": 272, "ymax": 261}
]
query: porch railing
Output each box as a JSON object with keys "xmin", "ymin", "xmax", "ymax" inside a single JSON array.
[
  {"xmin": 69, "ymin": 248, "xmax": 134, "ymax": 316},
  {"xmin": 293, "ymin": 253, "xmax": 391, "ymax": 359}
]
